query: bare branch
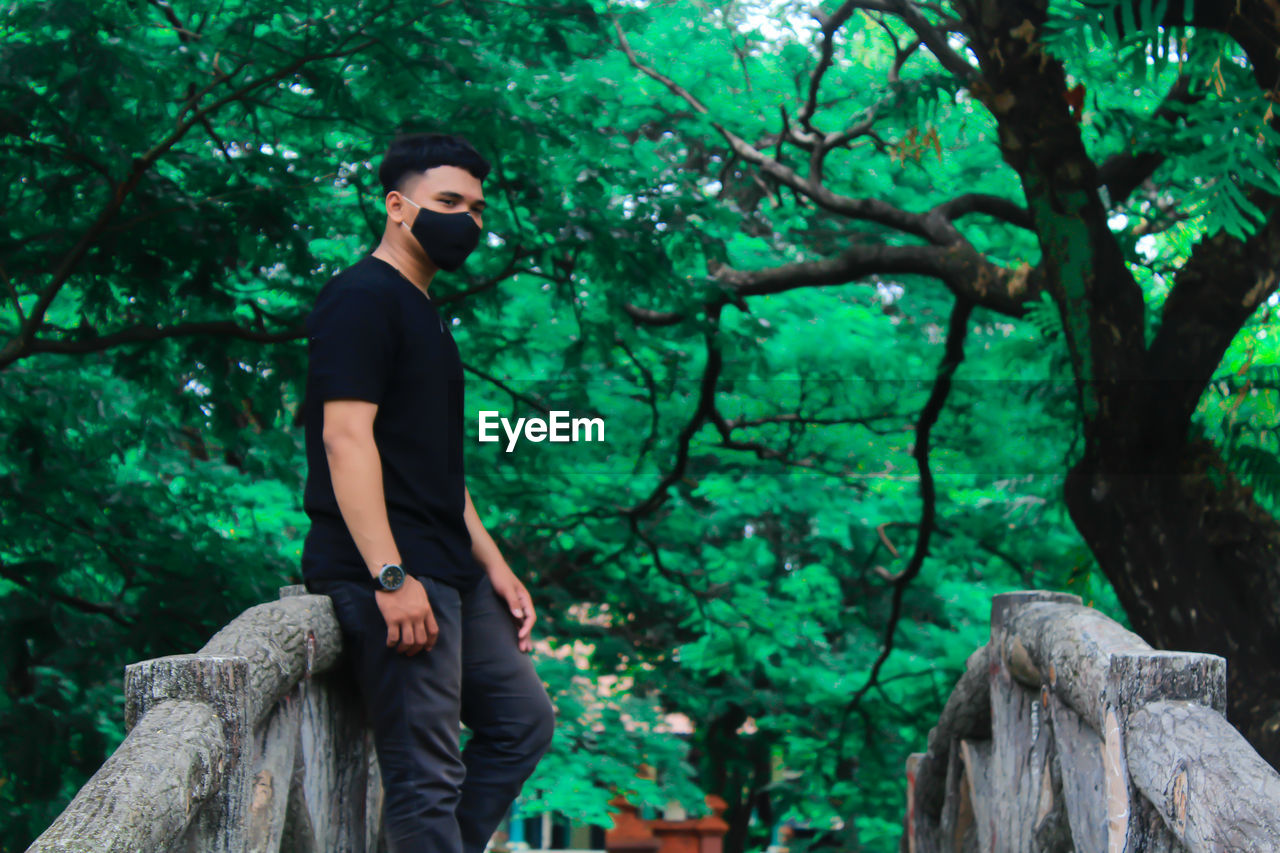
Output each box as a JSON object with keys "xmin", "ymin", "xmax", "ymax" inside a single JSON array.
[
  {"xmin": 884, "ymin": 0, "xmax": 979, "ymax": 81},
  {"xmin": 613, "ymin": 334, "xmax": 662, "ymax": 469},
  {"xmin": 462, "ymin": 362, "xmax": 553, "ymax": 416},
  {"xmin": 834, "ymin": 295, "xmax": 975, "ymax": 770},
  {"xmin": 623, "ymin": 303, "xmax": 684, "ymax": 326},
  {"xmin": 616, "ymin": 15, "xmax": 1030, "ymax": 252},
  {"xmin": 722, "ymin": 411, "xmax": 902, "ymax": 434},
  {"xmin": 625, "ymin": 301, "xmax": 726, "ymax": 518},
  {"xmin": 146, "ymin": 0, "xmax": 201, "ymax": 43},
  {"xmin": 628, "ymin": 518, "xmax": 735, "ymax": 610},
  {"xmin": 711, "ymin": 240, "xmax": 1041, "ymax": 316},
  {"xmin": 797, "ymin": 0, "xmax": 868, "ymax": 134},
  {"xmin": 434, "ymin": 246, "xmax": 538, "ymax": 307},
  {"xmin": 877, "ymin": 520, "xmax": 905, "ymax": 559},
  {"xmin": 1143, "ymin": 188, "xmax": 1280, "ymax": 449},
  {"xmin": 809, "ymin": 93, "xmax": 895, "ymax": 184},
  {"xmin": 614, "ymin": 17, "xmax": 939, "ymax": 239},
  {"xmin": 889, "ymin": 37, "xmax": 924, "ymax": 84},
  {"xmin": 933, "ymin": 193, "xmax": 1034, "ymax": 229}
]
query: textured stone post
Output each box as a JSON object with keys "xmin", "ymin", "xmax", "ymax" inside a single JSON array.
[
  {"xmin": 1127, "ymin": 699, "xmax": 1280, "ymax": 850},
  {"xmin": 24, "ymin": 699, "xmax": 227, "ymax": 852},
  {"xmin": 987, "ymin": 591, "xmax": 1080, "ymax": 852},
  {"xmin": 125, "ymin": 654, "xmax": 251, "ymax": 853},
  {"xmin": 1103, "ymin": 651, "xmax": 1224, "ymax": 852}
]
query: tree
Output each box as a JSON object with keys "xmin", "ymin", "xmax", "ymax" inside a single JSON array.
[
  {"xmin": 6, "ymin": 0, "xmax": 1277, "ymax": 851},
  {"xmin": 0, "ymin": 0, "xmax": 713, "ymax": 843},
  {"xmin": 605, "ymin": 0, "xmax": 1280, "ymax": 779}
]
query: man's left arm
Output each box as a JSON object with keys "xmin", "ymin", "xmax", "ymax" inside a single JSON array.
[{"xmin": 464, "ymin": 486, "xmax": 535, "ymax": 653}]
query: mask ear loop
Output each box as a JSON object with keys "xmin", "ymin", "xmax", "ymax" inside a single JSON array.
[{"xmin": 398, "ymin": 193, "xmax": 420, "ymax": 233}]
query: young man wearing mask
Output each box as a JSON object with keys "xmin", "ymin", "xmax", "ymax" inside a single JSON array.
[{"xmin": 301, "ymin": 132, "xmax": 555, "ymax": 853}]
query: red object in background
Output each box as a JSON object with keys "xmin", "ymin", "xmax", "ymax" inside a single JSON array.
[
  {"xmin": 606, "ymin": 794, "xmax": 729, "ymax": 853},
  {"xmin": 606, "ymin": 794, "xmax": 661, "ymax": 853}
]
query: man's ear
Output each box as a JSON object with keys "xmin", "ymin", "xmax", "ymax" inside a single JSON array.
[{"xmin": 386, "ymin": 190, "xmax": 410, "ymax": 227}]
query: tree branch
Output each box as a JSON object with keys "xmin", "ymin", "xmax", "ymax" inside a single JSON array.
[
  {"xmin": 711, "ymin": 240, "xmax": 1042, "ymax": 316},
  {"xmin": 27, "ymin": 319, "xmax": 306, "ymax": 355},
  {"xmin": 623, "ymin": 303, "xmax": 685, "ymax": 327},
  {"xmin": 933, "ymin": 192, "xmax": 1033, "ymax": 229},
  {"xmin": 434, "ymin": 245, "xmax": 538, "ymax": 307},
  {"xmin": 834, "ymin": 295, "xmax": 974, "ymax": 771},
  {"xmin": 797, "ymin": 0, "xmax": 868, "ymax": 134},
  {"xmin": 0, "ymin": 34, "xmax": 379, "ymax": 370},
  {"xmin": 1142, "ymin": 190, "xmax": 1280, "ymax": 451},
  {"xmin": 613, "ymin": 17, "xmax": 942, "ymax": 239},
  {"xmin": 462, "ymin": 362, "xmax": 554, "ymax": 416},
  {"xmin": 959, "ymin": 5, "xmax": 1148, "ymax": 436},
  {"xmin": 0, "ymin": 560, "xmax": 132, "ymax": 627},
  {"xmin": 884, "ymin": 0, "xmax": 979, "ymax": 81},
  {"xmin": 1095, "ymin": 74, "xmax": 1202, "ymax": 206},
  {"xmin": 722, "ymin": 411, "xmax": 902, "ymax": 435},
  {"xmin": 614, "ymin": 334, "xmax": 663, "ymax": 470},
  {"xmin": 625, "ymin": 301, "xmax": 726, "ymax": 518},
  {"xmin": 708, "ymin": 403, "xmax": 874, "ymax": 481}
]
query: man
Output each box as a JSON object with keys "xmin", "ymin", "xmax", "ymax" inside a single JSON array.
[{"xmin": 301, "ymin": 132, "xmax": 555, "ymax": 853}]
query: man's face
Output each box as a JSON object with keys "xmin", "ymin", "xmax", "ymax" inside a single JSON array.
[{"xmin": 397, "ymin": 165, "xmax": 486, "ymax": 231}]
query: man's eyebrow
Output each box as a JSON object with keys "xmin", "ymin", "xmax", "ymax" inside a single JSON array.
[{"xmin": 437, "ymin": 190, "xmax": 486, "ymax": 209}]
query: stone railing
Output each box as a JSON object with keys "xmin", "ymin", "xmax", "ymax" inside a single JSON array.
[
  {"xmin": 28, "ymin": 584, "xmax": 730, "ymax": 853},
  {"xmin": 27, "ymin": 585, "xmax": 386, "ymax": 853},
  {"xmin": 904, "ymin": 591, "xmax": 1280, "ymax": 852}
]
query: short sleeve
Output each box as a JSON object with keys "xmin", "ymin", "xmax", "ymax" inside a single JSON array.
[{"xmin": 307, "ymin": 286, "xmax": 395, "ymax": 404}]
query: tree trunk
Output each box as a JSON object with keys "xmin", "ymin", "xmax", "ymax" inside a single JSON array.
[
  {"xmin": 955, "ymin": 0, "xmax": 1280, "ymax": 770},
  {"xmin": 1064, "ymin": 437, "xmax": 1280, "ymax": 769}
]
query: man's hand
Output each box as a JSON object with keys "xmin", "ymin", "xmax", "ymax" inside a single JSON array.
[
  {"xmin": 488, "ymin": 565, "xmax": 536, "ymax": 653},
  {"xmin": 375, "ymin": 575, "xmax": 438, "ymax": 655}
]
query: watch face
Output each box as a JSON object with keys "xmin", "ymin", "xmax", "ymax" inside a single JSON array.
[{"xmin": 379, "ymin": 563, "xmax": 405, "ymax": 590}]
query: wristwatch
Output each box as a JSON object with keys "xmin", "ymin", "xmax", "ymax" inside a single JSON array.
[{"xmin": 372, "ymin": 562, "xmax": 406, "ymax": 592}]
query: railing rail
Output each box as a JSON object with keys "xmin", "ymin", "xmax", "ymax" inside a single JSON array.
[
  {"xmin": 35, "ymin": 584, "xmax": 1278, "ymax": 851},
  {"xmin": 905, "ymin": 591, "xmax": 1280, "ymax": 852},
  {"xmin": 27, "ymin": 585, "xmax": 383, "ymax": 853},
  {"xmin": 27, "ymin": 582, "xmax": 729, "ymax": 853}
]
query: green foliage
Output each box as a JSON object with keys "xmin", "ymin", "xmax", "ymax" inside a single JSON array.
[
  {"xmin": 1042, "ymin": 2, "xmax": 1280, "ymax": 241},
  {"xmin": 0, "ymin": 358, "xmax": 303, "ymax": 837},
  {"xmin": 1023, "ymin": 290, "xmax": 1064, "ymax": 341},
  {"xmin": 1200, "ymin": 338, "xmax": 1280, "ymax": 516},
  {"xmin": 2, "ymin": 0, "xmax": 1275, "ymax": 851}
]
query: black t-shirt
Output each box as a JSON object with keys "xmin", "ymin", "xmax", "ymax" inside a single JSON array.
[{"xmin": 300, "ymin": 254, "xmax": 483, "ymax": 593}]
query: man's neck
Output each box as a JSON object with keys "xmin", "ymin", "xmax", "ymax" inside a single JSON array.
[{"xmin": 371, "ymin": 241, "xmax": 436, "ymax": 299}]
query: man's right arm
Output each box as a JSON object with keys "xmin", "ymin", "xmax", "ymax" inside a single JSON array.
[{"xmin": 323, "ymin": 398, "xmax": 438, "ymax": 654}]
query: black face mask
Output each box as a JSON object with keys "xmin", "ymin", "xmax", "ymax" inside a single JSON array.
[{"xmin": 400, "ymin": 195, "xmax": 481, "ymax": 271}]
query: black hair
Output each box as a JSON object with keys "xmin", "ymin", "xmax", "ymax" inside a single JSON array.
[{"xmin": 377, "ymin": 132, "xmax": 491, "ymax": 197}]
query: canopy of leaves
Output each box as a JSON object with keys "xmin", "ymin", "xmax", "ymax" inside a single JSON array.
[{"xmin": 2, "ymin": 0, "xmax": 1276, "ymax": 851}]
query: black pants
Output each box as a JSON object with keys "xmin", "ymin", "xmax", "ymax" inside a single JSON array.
[{"xmin": 308, "ymin": 572, "xmax": 556, "ymax": 853}]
